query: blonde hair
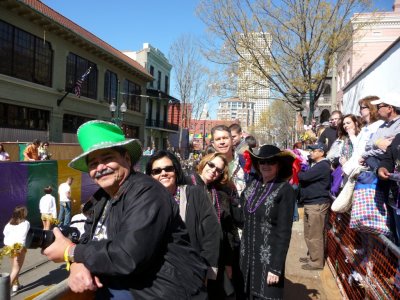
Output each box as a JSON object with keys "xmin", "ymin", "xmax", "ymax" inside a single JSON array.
[{"xmin": 197, "ymin": 153, "xmax": 229, "ymax": 185}]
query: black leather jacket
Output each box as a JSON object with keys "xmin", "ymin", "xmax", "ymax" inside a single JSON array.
[{"xmin": 75, "ymin": 172, "xmax": 206, "ymax": 299}]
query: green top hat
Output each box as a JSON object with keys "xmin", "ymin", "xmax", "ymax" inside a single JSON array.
[{"xmin": 68, "ymin": 120, "xmax": 142, "ymax": 172}]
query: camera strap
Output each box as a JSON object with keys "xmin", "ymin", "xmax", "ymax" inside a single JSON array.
[{"xmin": 92, "ymin": 199, "xmax": 112, "ymax": 241}]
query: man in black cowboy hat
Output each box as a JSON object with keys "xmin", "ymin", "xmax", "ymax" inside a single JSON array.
[
  {"xmin": 43, "ymin": 120, "xmax": 207, "ymax": 299},
  {"xmin": 298, "ymin": 142, "xmax": 331, "ymax": 271}
]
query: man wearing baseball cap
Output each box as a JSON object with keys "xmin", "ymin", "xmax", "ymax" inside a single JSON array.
[
  {"xmin": 360, "ymin": 92, "xmax": 400, "ymax": 170},
  {"xmin": 43, "ymin": 120, "xmax": 207, "ymax": 299},
  {"xmin": 298, "ymin": 142, "xmax": 331, "ymax": 270}
]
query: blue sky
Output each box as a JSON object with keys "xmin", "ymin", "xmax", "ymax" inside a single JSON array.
[{"xmin": 42, "ymin": 0, "xmax": 395, "ymax": 119}]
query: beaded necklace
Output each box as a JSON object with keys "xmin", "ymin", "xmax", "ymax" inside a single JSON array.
[
  {"xmin": 210, "ymin": 187, "xmax": 221, "ymax": 223},
  {"xmin": 173, "ymin": 186, "xmax": 181, "ymax": 204},
  {"xmin": 246, "ymin": 180, "xmax": 275, "ymax": 213}
]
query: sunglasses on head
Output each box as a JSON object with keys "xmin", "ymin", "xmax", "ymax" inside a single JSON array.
[
  {"xmin": 259, "ymin": 159, "xmax": 278, "ymax": 165},
  {"xmin": 206, "ymin": 161, "xmax": 224, "ymax": 175},
  {"xmin": 151, "ymin": 165, "xmax": 175, "ymax": 176}
]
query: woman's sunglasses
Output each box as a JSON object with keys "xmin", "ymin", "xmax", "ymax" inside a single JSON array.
[
  {"xmin": 206, "ymin": 161, "xmax": 224, "ymax": 175},
  {"xmin": 259, "ymin": 160, "xmax": 278, "ymax": 166},
  {"xmin": 151, "ymin": 165, "xmax": 175, "ymax": 176}
]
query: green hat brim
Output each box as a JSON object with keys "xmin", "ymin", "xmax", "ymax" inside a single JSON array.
[{"xmin": 68, "ymin": 139, "xmax": 142, "ymax": 172}]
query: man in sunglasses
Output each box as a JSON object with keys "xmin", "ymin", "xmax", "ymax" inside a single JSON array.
[
  {"xmin": 360, "ymin": 93, "xmax": 400, "ymax": 171},
  {"xmin": 298, "ymin": 142, "xmax": 331, "ymax": 271},
  {"xmin": 43, "ymin": 120, "xmax": 207, "ymax": 299},
  {"xmin": 317, "ymin": 110, "xmax": 342, "ymax": 151}
]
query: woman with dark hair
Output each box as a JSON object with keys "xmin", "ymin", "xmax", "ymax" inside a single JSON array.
[
  {"xmin": 145, "ymin": 150, "xmax": 220, "ymax": 283},
  {"xmin": 341, "ymin": 96, "xmax": 384, "ymax": 175},
  {"xmin": 336, "ymin": 114, "xmax": 362, "ymax": 166},
  {"xmin": 2, "ymin": 205, "xmax": 30, "ymax": 296},
  {"xmin": 233, "ymin": 145, "xmax": 296, "ymax": 299},
  {"xmin": 188, "ymin": 152, "xmax": 239, "ymax": 299}
]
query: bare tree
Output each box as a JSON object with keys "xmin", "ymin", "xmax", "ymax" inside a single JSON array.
[
  {"xmin": 169, "ymin": 34, "xmax": 212, "ymax": 153},
  {"xmin": 257, "ymin": 100, "xmax": 297, "ymax": 147},
  {"xmin": 197, "ymin": 0, "xmax": 373, "ymax": 122}
]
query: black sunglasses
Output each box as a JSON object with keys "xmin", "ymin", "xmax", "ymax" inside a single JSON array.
[
  {"xmin": 206, "ymin": 161, "xmax": 224, "ymax": 175},
  {"xmin": 259, "ymin": 160, "xmax": 278, "ymax": 165},
  {"xmin": 359, "ymin": 106, "xmax": 369, "ymax": 110},
  {"xmin": 151, "ymin": 165, "xmax": 175, "ymax": 176}
]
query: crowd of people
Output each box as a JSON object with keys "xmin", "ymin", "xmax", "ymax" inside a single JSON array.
[{"xmin": 2, "ymin": 92, "xmax": 400, "ymax": 299}]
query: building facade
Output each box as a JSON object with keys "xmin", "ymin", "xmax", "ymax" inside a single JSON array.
[
  {"xmin": 124, "ymin": 43, "xmax": 178, "ymax": 151},
  {"xmin": 336, "ymin": 1, "xmax": 400, "ymax": 109},
  {"xmin": 237, "ymin": 32, "xmax": 272, "ymax": 126},
  {"xmin": 0, "ymin": 0, "xmax": 152, "ymax": 144},
  {"xmin": 217, "ymin": 97, "xmax": 254, "ymax": 132}
]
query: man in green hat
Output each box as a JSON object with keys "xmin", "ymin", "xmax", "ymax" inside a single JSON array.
[{"xmin": 43, "ymin": 120, "xmax": 207, "ymax": 299}]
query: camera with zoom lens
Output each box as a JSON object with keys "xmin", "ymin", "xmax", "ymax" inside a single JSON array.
[{"xmin": 25, "ymin": 225, "xmax": 80, "ymax": 249}]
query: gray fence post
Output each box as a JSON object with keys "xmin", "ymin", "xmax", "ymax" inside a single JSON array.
[{"xmin": 0, "ymin": 273, "xmax": 10, "ymax": 300}]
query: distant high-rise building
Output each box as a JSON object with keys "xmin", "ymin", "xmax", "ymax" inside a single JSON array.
[
  {"xmin": 217, "ymin": 97, "xmax": 254, "ymax": 132},
  {"xmin": 237, "ymin": 32, "xmax": 272, "ymax": 126}
]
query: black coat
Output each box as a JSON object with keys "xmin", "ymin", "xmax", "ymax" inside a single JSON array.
[
  {"xmin": 298, "ymin": 159, "xmax": 331, "ymax": 204},
  {"xmin": 181, "ymin": 184, "xmax": 221, "ymax": 274},
  {"xmin": 76, "ymin": 172, "xmax": 207, "ymax": 299},
  {"xmin": 236, "ymin": 179, "xmax": 295, "ymax": 299}
]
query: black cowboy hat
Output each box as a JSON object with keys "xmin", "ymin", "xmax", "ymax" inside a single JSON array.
[{"xmin": 249, "ymin": 145, "xmax": 296, "ymax": 180}]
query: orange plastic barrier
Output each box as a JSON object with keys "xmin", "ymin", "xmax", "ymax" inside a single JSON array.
[{"xmin": 327, "ymin": 211, "xmax": 400, "ymax": 299}]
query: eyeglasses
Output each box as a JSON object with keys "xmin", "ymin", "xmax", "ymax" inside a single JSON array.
[
  {"xmin": 259, "ymin": 160, "xmax": 278, "ymax": 165},
  {"xmin": 377, "ymin": 104, "xmax": 389, "ymax": 110},
  {"xmin": 359, "ymin": 106, "xmax": 369, "ymax": 110},
  {"xmin": 206, "ymin": 161, "xmax": 224, "ymax": 175},
  {"xmin": 151, "ymin": 165, "xmax": 175, "ymax": 176}
]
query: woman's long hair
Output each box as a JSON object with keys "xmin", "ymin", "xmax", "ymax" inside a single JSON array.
[
  {"xmin": 145, "ymin": 150, "xmax": 186, "ymax": 185},
  {"xmin": 196, "ymin": 153, "xmax": 229, "ymax": 185},
  {"xmin": 337, "ymin": 114, "xmax": 362, "ymax": 139},
  {"xmin": 9, "ymin": 205, "xmax": 28, "ymax": 225},
  {"xmin": 358, "ymin": 95, "xmax": 380, "ymax": 125}
]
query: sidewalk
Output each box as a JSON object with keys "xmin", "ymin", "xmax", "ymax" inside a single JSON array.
[
  {"xmin": 0, "ymin": 248, "xmax": 49, "ymax": 276},
  {"xmin": 284, "ymin": 216, "xmax": 342, "ymax": 299}
]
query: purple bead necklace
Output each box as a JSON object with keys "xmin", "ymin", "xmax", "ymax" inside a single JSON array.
[
  {"xmin": 246, "ymin": 180, "xmax": 275, "ymax": 213},
  {"xmin": 173, "ymin": 186, "xmax": 181, "ymax": 204},
  {"xmin": 211, "ymin": 187, "xmax": 221, "ymax": 223}
]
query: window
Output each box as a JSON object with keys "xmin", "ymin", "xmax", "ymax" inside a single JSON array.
[
  {"xmin": 0, "ymin": 102, "xmax": 49, "ymax": 130},
  {"xmin": 66, "ymin": 53, "xmax": 97, "ymax": 99},
  {"xmin": 63, "ymin": 114, "xmax": 93, "ymax": 134},
  {"xmin": 0, "ymin": 20, "xmax": 53, "ymax": 86},
  {"xmin": 157, "ymin": 71, "xmax": 161, "ymax": 90},
  {"xmin": 122, "ymin": 125, "xmax": 139, "ymax": 139},
  {"xmin": 104, "ymin": 70, "xmax": 118, "ymax": 103},
  {"xmin": 123, "ymin": 79, "xmax": 141, "ymax": 112},
  {"xmin": 165, "ymin": 75, "xmax": 169, "ymax": 94},
  {"xmin": 150, "ymin": 65, "xmax": 154, "ymax": 87}
]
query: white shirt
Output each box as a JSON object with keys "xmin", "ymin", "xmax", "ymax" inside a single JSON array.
[
  {"xmin": 0, "ymin": 151, "xmax": 9, "ymax": 161},
  {"xmin": 3, "ymin": 220, "xmax": 30, "ymax": 246},
  {"xmin": 39, "ymin": 194, "xmax": 57, "ymax": 218},
  {"xmin": 58, "ymin": 182, "xmax": 71, "ymax": 203}
]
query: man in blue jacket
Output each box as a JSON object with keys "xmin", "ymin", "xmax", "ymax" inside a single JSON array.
[{"xmin": 298, "ymin": 142, "xmax": 331, "ymax": 270}]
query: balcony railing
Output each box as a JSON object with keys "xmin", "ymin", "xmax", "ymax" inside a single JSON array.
[{"xmin": 146, "ymin": 119, "xmax": 179, "ymax": 131}]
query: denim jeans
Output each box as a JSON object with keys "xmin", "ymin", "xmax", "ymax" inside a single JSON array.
[{"xmin": 58, "ymin": 201, "xmax": 71, "ymax": 226}]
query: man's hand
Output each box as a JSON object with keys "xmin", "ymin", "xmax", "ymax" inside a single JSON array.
[
  {"xmin": 68, "ymin": 263, "xmax": 102, "ymax": 293},
  {"xmin": 376, "ymin": 137, "xmax": 394, "ymax": 151},
  {"xmin": 378, "ymin": 167, "xmax": 391, "ymax": 180},
  {"xmin": 266, "ymin": 271, "xmax": 279, "ymax": 285},
  {"xmin": 43, "ymin": 227, "xmax": 73, "ymax": 262}
]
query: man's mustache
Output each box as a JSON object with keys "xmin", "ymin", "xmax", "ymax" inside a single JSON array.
[{"xmin": 94, "ymin": 168, "xmax": 113, "ymax": 179}]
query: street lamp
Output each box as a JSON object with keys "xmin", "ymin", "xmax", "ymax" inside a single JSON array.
[{"xmin": 109, "ymin": 100, "xmax": 127, "ymax": 127}]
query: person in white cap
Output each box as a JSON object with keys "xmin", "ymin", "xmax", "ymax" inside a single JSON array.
[{"xmin": 360, "ymin": 92, "xmax": 400, "ymax": 170}]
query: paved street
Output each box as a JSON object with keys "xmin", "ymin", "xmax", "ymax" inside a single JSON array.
[
  {"xmin": 0, "ymin": 208, "xmax": 342, "ymax": 299},
  {"xmin": 0, "ymin": 249, "xmax": 67, "ymax": 300}
]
